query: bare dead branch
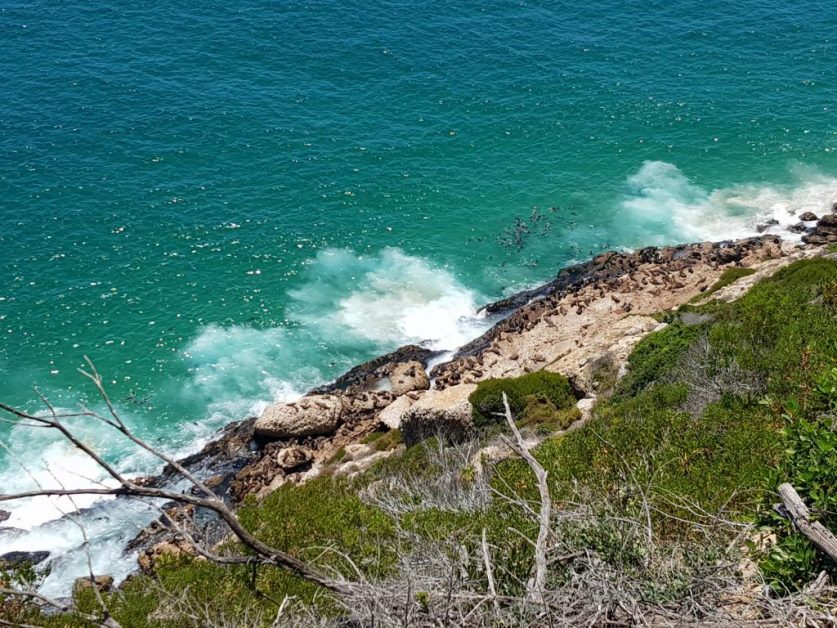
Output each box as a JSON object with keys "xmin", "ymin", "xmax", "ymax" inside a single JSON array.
[
  {"xmin": 777, "ymin": 483, "xmax": 837, "ymax": 563},
  {"xmin": 501, "ymin": 392, "xmax": 550, "ymax": 605},
  {"xmin": 0, "ymin": 369, "xmax": 352, "ymax": 596},
  {"xmin": 480, "ymin": 527, "xmax": 500, "ymax": 616}
]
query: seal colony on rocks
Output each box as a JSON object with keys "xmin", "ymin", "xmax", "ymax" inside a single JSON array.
[{"xmin": 126, "ymin": 227, "xmax": 835, "ymax": 569}]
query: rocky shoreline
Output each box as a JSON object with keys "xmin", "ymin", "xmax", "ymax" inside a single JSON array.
[{"xmin": 121, "ymin": 213, "xmax": 837, "ymax": 575}]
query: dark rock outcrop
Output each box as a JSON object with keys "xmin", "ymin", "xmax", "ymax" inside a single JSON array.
[
  {"xmin": 803, "ymin": 214, "xmax": 837, "ymax": 245},
  {"xmin": 309, "ymin": 344, "xmax": 440, "ymax": 395},
  {"xmin": 0, "ymin": 550, "xmax": 50, "ymax": 567},
  {"xmin": 756, "ymin": 219, "xmax": 779, "ymax": 233}
]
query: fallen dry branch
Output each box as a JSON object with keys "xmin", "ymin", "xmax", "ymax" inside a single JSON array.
[
  {"xmin": 0, "ymin": 358, "xmax": 352, "ymax": 598},
  {"xmin": 777, "ymin": 482, "xmax": 837, "ymax": 563},
  {"xmin": 501, "ymin": 392, "xmax": 550, "ymax": 605}
]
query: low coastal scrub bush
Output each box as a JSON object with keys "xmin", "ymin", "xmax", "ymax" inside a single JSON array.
[
  {"xmin": 469, "ymin": 370, "xmax": 576, "ymax": 427},
  {"xmin": 102, "ymin": 476, "xmax": 398, "ymax": 626},
  {"xmin": 613, "ymin": 322, "xmax": 706, "ymax": 398},
  {"xmin": 759, "ymin": 366, "xmax": 837, "ymax": 591},
  {"xmin": 361, "ymin": 428, "xmax": 403, "ymax": 451}
]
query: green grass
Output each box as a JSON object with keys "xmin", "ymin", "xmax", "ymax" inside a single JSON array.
[{"xmin": 361, "ymin": 428, "xmax": 403, "ymax": 450}]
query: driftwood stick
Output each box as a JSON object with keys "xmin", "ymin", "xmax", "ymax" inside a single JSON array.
[
  {"xmin": 502, "ymin": 393, "xmax": 550, "ymax": 604},
  {"xmin": 777, "ymin": 483, "xmax": 837, "ymax": 563},
  {"xmin": 481, "ymin": 527, "xmax": 500, "ymax": 615}
]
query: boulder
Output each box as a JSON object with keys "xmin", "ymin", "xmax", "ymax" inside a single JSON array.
[
  {"xmin": 378, "ymin": 394, "xmax": 415, "ymax": 430},
  {"xmin": 345, "ymin": 391, "xmax": 393, "ymax": 413},
  {"xmin": 388, "ymin": 361, "xmax": 430, "ymax": 396},
  {"xmin": 803, "ymin": 214, "xmax": 837, "ymax": 244},
  {"xmin": 341, "ymin": 443, "xmax": 374, "ymax": 462},
  {"xmin": 255, "ymin": 395, "xmax": 346, "ymax": 439},
  {"xmin": 73, "ymin": 575, "xmax": 114, "ymax": 597},
  {"xmin": 400, "ymin": 384, "xmax": 477, "ymax": 446},
  {"xmin": 275, "ymin": 446, "xmax": 312, "ymax": 471},
  {"xmin": 0, "ymin": 550, "xmax": 49, "ymax": 567},
  {"xmin": 309, "ymin": 344, "xmax": 440, "ymax": 394},
  {"xmin": 799, "ymin": 211, "xmax": 818, "ymax": 222}
]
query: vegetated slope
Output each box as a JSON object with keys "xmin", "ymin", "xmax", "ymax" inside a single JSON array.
[{"xmin": 7, "ymin": 257, "xmax": 837, "ymax": 626}]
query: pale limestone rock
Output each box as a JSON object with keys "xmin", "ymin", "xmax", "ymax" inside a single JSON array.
[
  {"xmin": 73, "ymin": 575, "xmax": 114, "ymax": 597},
  {"xmin": 577, "ymin": 396, "xmax": 596, "ymax": 422},
  {"xmin": 255, "ymin": 394, "xmax": 345, "ymax": 438},
  {"xmin": 401, "ymin": 383, "xmax": 477, "ymax": 446},
  {"xmin": 346, "ymin": 391, "xmax": 393, "ymax": 412},
  {"xmin": 334, "ymin": 448, "xmax": 402, "ymax": 478},
  {"xmin": 377, "ymin": 394, "xmax": 415, "ymax": 430},
  {"xmin": 275, "ymin": 446, "xmax": 312, "ymax": 471},
  {"xmin": 388, "ymin": 361, "xmax": 431, "ymax": 396},
  {"xmin": 342, "ymin": 443, "xmax": 374, "ymax": 462}
]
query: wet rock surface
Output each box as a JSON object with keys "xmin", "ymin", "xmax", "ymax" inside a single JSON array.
[
  {"xmin": 803, "ymin": 214, "xmax": 837, "ymax": 245},
  {"xmin": 309, "ymin": 344, "xmax": 440, "ymax": 395},
  {"xmin": 0, "ymin": 550, "xmax": 50, "ymax": 567}
]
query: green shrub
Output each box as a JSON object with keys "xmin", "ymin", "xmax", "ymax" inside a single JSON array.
[
  {"xmin": 822, "ymin": 280, "xmax": 837, "ymax": 309},
  {"xmin": 469, "ymin": 371, "xmax": 576, "ymax": 427},
  {"xmin": 371, "ymin": 429, "xmax": 403, "ymax": 451},
  {"xmin": 588, "ymin": 353, "xmax": 619, "ymax": 396},
  {"xmin": 517, "ymin": 395, "xmax": 581, "ymax": 434},
  {"xmin": 360, "ymin": 429, "xmax": 402, "ymax": 450},
  {"xmin": 105, "ymin": 476, "xmax": 397, "ymax": 626},
  {"xmin": 760, "ymin": 367, "xmax": 837, "ymax": 591},
  {"xmin": 709, "ymin": 258, "xmax": 837, "ymax": 400},
  {"xmin": 615, "ymin": 322, "xmax": 707, "ymax": 398}
]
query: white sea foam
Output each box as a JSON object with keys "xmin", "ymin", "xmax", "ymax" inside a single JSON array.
[
  {"xmin": 179, "ymin": 248, "xmax": 488, "ymax": 413},
  {"xmin": 0, "ymin": 409, "xmax": 163, "ymax": 596},
  {"xmin": 288, "ymin": 248, "xmax": 487, "ymax": 351},
  {"xmin": 619, "ymin": 161, "xmax": 837, "ymax": 243}
]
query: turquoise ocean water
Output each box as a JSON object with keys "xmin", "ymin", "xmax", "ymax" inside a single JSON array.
[{"xmin": 1, "ymin": 0, "xmax": 836, "ymax": 592}]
